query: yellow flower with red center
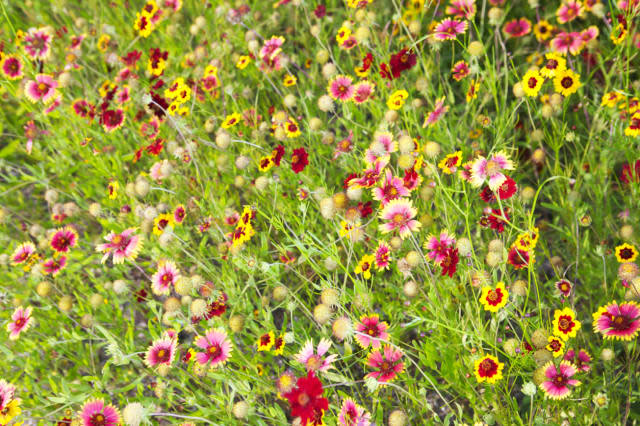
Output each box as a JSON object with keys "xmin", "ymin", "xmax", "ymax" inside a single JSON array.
[
  {"xmin": 221, "ymin": 112, "xmax": 242, "ymax": 129},
  {"xmin": 273, "ymin": 334, "xmax": 286, "ymax": 355},
  {"xmin": 283, "ymin": 74, "xmax": 297, "ymax": 87},
  {"xmin": 438, "ymin": 151, "xmax": 462, "ymax": 174},
  {"xmin": 258, "ymin": 156, "xmax": 274, "ymax": 172},
  {"xmin": 153, "ymin": 213, "xmax": 175, "ymax": 236},
  {"xmin": 553, "ymin": 68, "xmax": 581, "ymax": 97},
  {"xmin": 546, "ymin": 335, "xmax": 565, "ymax": 357},
  {"xmin": 386, "ymin": 90, "xmax": 409, "ymax": 110},
  {"xmin": 521, "ymin": 69, "xmax": 544, "ymax": 97},
  {"xmin": 355, "ymin": 254, "xmax": 375, "ymax": 279},
  {"xmin": 474, "ymin": 354, "xmax": 504, "ymax": 384},
  {"xmin": 107, "ymin": 181, "xmax": 119, "ymax": 199},
  {"xmin": 479, "ymin": 281, "xmax": 509, "ymax": 313},
  {"xmin": 466, "ymin": 79, "xmax": 480, "ymax": 102},
  {"xmin": 552, "ymin": 307, "xmax": 581, "ymax": 340},
  {"xmin": 257, "ymin": 331, "xmax": 275, "ymax": 351},
  {"xmin": 615, "ymin": 243, "xmax": 638, "ymax": 263},
  {"xmin": 236, "ymin": 55, "xmax": 251, "ymax": 69}
]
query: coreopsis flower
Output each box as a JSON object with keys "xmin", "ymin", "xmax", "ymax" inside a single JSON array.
[
  {"xmin": 554, "ymin": 68, "xmax": 581, "ymax": 96},
  {"xmin": 195, "ymin": 328, "xmax": 232, "ymax": 367},
  {"xmin": 546, "ymin": 336, "xmax": 565, "ymax": 357},
  {"xmin": 386, "ymin": 89, "xmax": 408, "ymax": 110},
  {"xmin": 284, "ymin": 118, "xmax": 301, "ymax": 138},
  {"xmin": 556, "ymin": 0, "xmax": 584, "ymax": 23},
  {"xmin": 611, "ymin": 23, "xmax": 627, "ymax": 45},
  {"xmin": 440, "ymin": 247, "xmax": 459, "ymax": 277},
  {"xmin": 78, "ymin": 399, "xmax": 121, "ymax": 426},
  {"xmin": 338, "ymin": 398, "xmax": 371, "ymax": 426},
  {"xmin": 602, "ymin": 91, "xmax": 625, "ymax": 107},
  {"xmin": 389, "ymin": 48, "xmax": 417, "ymax": 78},
  {"xmin": 355, "ymin": 254, "xmax": 375, "ymax": 279},
  {"xmin": 151, "ymin": 260, "xmax": 180, "ymax": 295},
  {"xmin": 365, "ymin": 345, "xmax": 404, "ymax": 383},
  {"xmin": 540, "ymin": 53, "xmax": 567, "ymax": 79},
  {"xmin": 153, "ymin": 213, "xmax": 174, "ymax": 236},
  {"xmin": 295, "ymin": 339, "xmax": 338, "ymax": 372},
  {"xmin": 374, "ymin": 241, "xmax": 392, "ymax": 270},
  {"xmin": 7, "ymin": 306, "xmax": 33, "ymax": 340},
  {"xmin": 221, "ymin": 112, "xmax": 242, "ymax": 128},
  {"xmin": 257, "ymin": 331, "xmax": 275, "ymax": 351},
  {"xmin": 273, "ymin": 335, "xmax": 286, "ymax": 355},
  {"xmin": 451, "ymin": 60, "xmax": 470, "ymax": 81},
  {"xmin": 564, "ymin": 349, "xmax": 591, "ymax": 372},
  {"xmin": 96, "ymin": 228, "xmax": 143, "ymax": 264},
  {"xmin": 282, "ymin": 372, "xmax": 329, "ymax": 426},
  {"xmin": 479, "ymin": 281, "xmax": 509, "ymax": 312},
  {"xmin": 1, "ymin": 55, "xmax": 23, "ymax": 80},
  {"xmin": 101, "ymin": 109, "xmax": 125, "ymax": 132},
  {"xmin": 42, "ymin": 255, "xmax": 67, "ymax": 276},
  {"xmin": 145, "ymin": 334, "xmax": 177, "ymax": 367},
  {"xmin": 539, "ymin": 361, "xmax": 580, "ymax": 400},
  {"xmin": 533, "ymin": 20, "xmax": 554, "ymax": 41},
  {"xmin": 593, "ymin": 301, "xmax": 640, "ymax": 340},
  {"xmin": 0, "ymin": 398, "xmax": 20, "ymax": 424},
  {"xmin": 23, "ymin": 27, "xmax": 52, "ymax": 59},
  {"xmin": 378, "ymin": 198, "xmax": 421, "ymax": 239},
  {"xmin": 423, "ymin": 97, "xmax": 449, "ymax": 127},
  {"xmin": 10, "ymin": 242, "xmax": 37, "ymax": 266},
  {"xmin": 438, "ymin": 151, "xmax": 463, "ymax": 174},
  {"xmin": 553, "ymin": 307, "xmax": 581, "ymax": 340},
  {"xmin": 625, "ymin": 112, "xmax": 640, "ymax": 137},
  {"xmin": 328, "ymin": 75, "xmax": 355, "ymax": 102},
  {"xmin": 555, "ymin": 279, "xmax": 573, "ymax": 297},
  {"xmin": 25, "ymin": 74, "xmax": 58, "ymax": 103},
  {"xmin": 355, "ymin": 315, "xmax": 389, "ymax": 349},
  {"xmin": 372, "ymin": 170, "xmax": 409, "ymax": 205},
  {"xmin": 134, "ymin": 12, "xmax": 154, "ymax": 37},
  {"xmin": 291, "ymin": 147, "xmax": 309, "ymax": 173},
  {"xmin": 503, "ymin": 18, "xmax": 532, "ymax": 38},
  {"xmin": 446, "ymin": 0, "xmax": 476, "ymax": 19},
  {"xmin": 615, "ymin": 243, "xmax": 638, "ymax": 263},
  {"xmin": 507, "ymin": 246, "xmax": 534, "ymax": 269},
  {"xmin": 474, "ymin": 354, "xmax": 504, "ymax": 384},
  {"xmin": 469, "ymin": 151, "xmax": 514, "ymax": 190},
  {"xmin": 466, "ymin": 79, "xmax": 480, "ymax": 102},
  {"xmin": 521, "ymin": 69, "xmax": 544, "ymax": 97},
  {"xmin": 433, "ymin": 18, "xmax": 468, "ymax": 41}
]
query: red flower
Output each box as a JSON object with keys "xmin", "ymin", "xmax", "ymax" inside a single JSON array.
[
  {"xmin": 121, "ymin": 50, "xmax": 142, "ymax": 68},
  {"xmin": 313, "ymin": 4, "xmax": 326, "ymax": 18},
  {"xmin": 484, "ymin": 208, "xmax": 510, "ymax": 233},
  {"xmin": 379, "ymin": 63, "xmax": 393, "ymax": 80},
  {"xmin": 479, "ymin": 176, "xmax": 517, "ymax": 202},
  {"xmin": 621, "ymin": 160, "xmax": 640, "ymax": 184},
  {"xmin": 507, "ymin": 246, "xmax": 532, "ymax": 269},
  {"xmin": 272, "ymin": 144, "xmax": 285, "ymax": 166},
  {"xmin": 146, "ymin": 138, "xmax": 164, "ymax": 155},
  {"xmin": 440, "ymin": 247, "xmax": 459, "ymax": 277},
  {"xmin": 291, "ymin": 148, "xmax": 309, "ymax": 174},
  {"xmin": 343, "ymin": 173, "xmax": 359, "ymax": 189},
  {"xmin": 283, "ymin": 371, "xmax": 329, "ymax": 426},
  {"xmin": 389, "ymin": 48, "xmax": 417, "ymax": 78},
  {"xmin": 357, "ymin": 201, "xmax": 373, "ymax": 218}
]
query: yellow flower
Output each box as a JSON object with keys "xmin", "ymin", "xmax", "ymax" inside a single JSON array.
[
  {"xmin": 533, "ymin": 20, "xmax": 554, "ymax": 41},
  {"xmin": 107, "ymin": 181, "xmax": 119, "ymax": 200},
  {"xmin": 601, "ymin": 91, "xmax": 624, "ymax": 108},
  {"xmin": 236, "ymin": 55, "xmax": 251, "ymax": 69},
  {"xmin": 474, "ymin": 354, "xmax": 504, "ymax": 384},
  {"xmin": 611, "ymin": 23, "xmax": 627, "ymax": 45},
  {"xmin": 552, "ymin": 307, "xmax": 581, "ymax": 340},
  {"xmin": 546, "ymin": 336, "xmax": 565, "ymax": 357},
  {"xmin": 479, "ymin": 281, "xmax": 509, "ymax": 313},
  {"xmin": 540, "ymin": 52, "xmax": 566, "ymax": 79},
  {"xmin": 553, "ymin": 68, "xmax": 581, "ymax": 97},
  {"xmin": 97, "ymin": 34, "xmax": 110, "ymax": 52},
  {"xmin": 466, "ymin": 79, "xmax": 479, "ymax": 102},
  {"xmin": 0, "ymin": 399, "xmax": 21, "ymax": 424},
  {"xmin": 386, "ymin": 90, "xmax": 409, "ymax": 110},
  {"xmin": 258, "ymin": 155, "xmax": 274, "ymax": 172},
  {"xmin": 336, "ymin": 26, "xmax": 352, "ymax": 44},
  {"xmin": 134, "ymin": 12, "xmax": 155, "ymax": 38},
  {"xmin": 521, "ymin": 69, "xmax": 544, "ymax": 97},
  {"xmin": 438, "ymin": 151, "xmax": 462, "ymax": 174},
  {"xmin": 153, "ymin": 213, "xmax": 175, "ymax": 236},
  {"xmin": 354, "ymin": 254, "xmax": 375, "ymax": 279},
  {"xmin": 615, "ymin": 243, "xmax": 638, "ymax": 263},
  {"xmin": 257, "ymin": 331, "xmax": 275, "ymax": 351},
  {"xmin": 221, "ymin": 113, "xmax": 242, "ymax": 129},
  {"xmin": 283, "ymin": 74, "xmax": 297, "ymax": 87}
]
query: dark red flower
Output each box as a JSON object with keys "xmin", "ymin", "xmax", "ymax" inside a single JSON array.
[
  {"xmin": 483, "ymin": 208, "xmax": 510, "ymax": 233},
  {"xmin": 497, "ymin": 176, "xmax": 518, "ymax": 200},
  {"xmin": 314, "ymin": 4, "xmax": 326, "ymax": 18},
  {"xmin": 621, "ymin": 160, "xmax": 640, "ymax": 184},
  {"xmin": 379, "ymin": 63, "xmax": 393, "ymax": 80},
  {"xmin": 272, "ymin": 145, "xmax": 285, "ymax": 166},
  {"xmin": 357, "ymin": 201, "xmax": 373, "ymax": 219},
  {"xmin": 291, "ymin": 147, "xmax": 309, "ymax": 174},
  {"xmin": 479, "ymin": 187, "xmax": 497, "ymax": 203},
  {"xmin": 146, "ymin": 138, "xmax": 164, "ymax": 155},
  {"xmin": 121, "ymin": 50, "xmax": 142, "ymax": 68},
  {"xmin": 343, "ymin": 173, "xmax": 360, "ymax": 189},
  {"xmin": 389, "ymin": 48, "xmax": 417, "ymax": 78},
  {"xmin": 283, "ymin": 371, "xmax": 329, "ymax": 426},
  {"xmin": 439, "ymin": 247, "xmax": 459, "ymax": 277},
  {"xmin": 507, "ymin": 247, "xmax": 531, "ymax": 270}
]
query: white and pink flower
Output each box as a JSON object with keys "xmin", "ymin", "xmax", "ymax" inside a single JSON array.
[
  {"xmin": 469, "ymin": 151, "xmax": 514, "ymax": 190},
  {"xmin": 295, "ymin": 338, "xmax": 338, "ymax": 372},
  {"xmin": 194, "ymin": 328, "xmax": 233, "ymax": 367},
  {"xmin": 96, "ymin": 228, "xmax": 143, "ymax": 264},
  {"xmin": 6, "ymin": 306, "xmax": 33, "ymax": 340},
  {"xmin": 25, "ymin": 74, "xmax": 58, "ymax": 103},
  {"xmin": 378, "ymin": 198, "xmax": 421, "ymax": 239},
  {"xmin": 151, "ymin": 260, "xmax": 180, "ymax": 295}
]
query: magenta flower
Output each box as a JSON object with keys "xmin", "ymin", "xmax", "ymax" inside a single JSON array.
[
  {"xmin": 50, "ymin": 227, "xmax": 78, "ymax": 253},
  {"xmin": 355, "ymin": 315, "xmax": 389, "ymax": 349},
  {"xmin": 338, "ymin": 398, "xmax": 371, "ymax": 426},
  {"xmin": 433, "ymin": 18, "xmax": 468, "ymax": 41},
  {"xmin": 352, "ymin": 80, "xmax": 375, "ymax": 104},
  {"xmin": 564, "ymin": 349, "xmax": 592, "ymax": 372},
  {"xmin": 593, "ymin": 301, "xmax": 640, "ymax": 341},
  {"xmin": 295, "ymin": 338, "xmax": 338, "ymax": 372},
  {"xmin": 101, "ymin": 109, "xmax": 125, "ymax": 132},
  {"xmin": 259, "ymin": 36, "xmax": 285, "ymax": 61},
  {"xmin": 1, "ymin": 55, "xmax": 23, "ymax": 80},
  {"xmin": 351, "ymin": 158, "xmax": 388, "ymax": 188},
  {"xmin": 365, "ymin": 345, "xmax": 404, "ymax": 383},
  {"xmin": 327, "ymin": 75, "xmax": 355, "ymax": 102},
  {"xmin": 503, "ymin": 18, "xmax": 532, "ymax": 38},
  {"xmin": 151, "ymin": 260, "xmax": 180, "ymax": 296},
  {"xmin": 372, "ymin": 170, "xmax": 409, "ymax": 205},
  {"xmin": 0, "ymin": 380, "xmax": 16, "ymax": 411},
  {"xmin": 23, "ymin": 28, "xmax": 52, "ymax": 60},
  {"xmin": 25, "ymin": 74, "xmax": 58, "ymax": 103},
  {"xmin": 424, "ymin": 231, "xmax": 456, "ymax": 263},
  {"xmin": 551, "ymin": 32, "xmax": 584, "ymax": 55},
  {"xmin": 145, "ymin": 334, "xmax": 177, "ymax": 367},
  {"xmin": 6, "ymin": 306, "xmax": 33, "ymax": 340},
  {"xmin": 469, "ymin": 151, "xmax": 514, "ymax": 190},
  {"xmin": 374, "ymin": 241, "xmax": 392, "ymax": 271},
  {"xmin": 445, "ymin": 0, "xmax": 476, "ymax": 19},
  {"xmin": 10, "ymin": 242, "xmax": 36, "ymax": 266},
  {"xmin": 78, "ymin": 399, "xmax": 121, "ymax": 426},
  {"xmin": 378, "ymin": 198, "xmax": 421, "ymax": 239},
  {"xmin": 556, "ymin": 0, "xmax": 583, "ymax": 24},
  {"xmin": 96, "ymin": 228, "xmax": 143, "ymax": 264},
  {"xmin": 539, "ymin": 361, "xmax": 580, "ymax": 400},
  {"xmin": 194, "ymin": 328, "xmax": 233, "ymax": 367},
  {"xmin": 365, "ymin": 132, "xmax": 397, "ymax": 164},
  {"xmin": 423, "ymin": 96, "xmax": 449, "ymax": 127},
  {"xmin": 42, "ymin": 255, "xmax": 67, "ymax": 276}
]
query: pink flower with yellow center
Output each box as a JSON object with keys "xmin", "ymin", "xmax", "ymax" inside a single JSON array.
[
  {"xmin": 424, "ymin": 231, "xmax": 456, "ymax": 263},
  {"xmin": 433, "ymin": 18, "xmax": 468, "ymax": 41},
  {"xmin": 372, "ymin": 170, "xmax": 409, "ymax": 205},
  {"xmin": 295, "ymin": 338, "xmax": 338, "ymax": 372},
  {"xmin": 355, "ymin": 315, "xmax": 389, "ymax": 349},
  {"xmin": 469, "ymin": 151, "xmax": 514, "ymax": 190},
  {"xmin": 365, "ymin": 345, "xmax": 404, "ymax": 383},
  {"xmin": 539, "ymin": 361, "xmax": 580, "ymax": 400},
  {"xmin": 50, "ymin": 226, "xmax": 78, "ymax": 253},
  {"xmin": 593, "ymin": 301, "xmax": 640, "ymax": 341},
  {"xmin": 327, "ymin": 75, "xmax": 355, "ymax": 102},
  {"xmin": 23, "ymin": 28, "xmax": 52, "ymax": 60},
  {"xmin": 96, "ymin": 228, "xmax": 143, "ymax": 264},
  {"xmin": 338, "ymin": 398, "xmax": 371, "ymax": 426},
  {"xmin": 145, "ymin": 334, "xmax": 177, "ymax": 367},
  {"xmin": 378, "ymin": 198, "xmax": 421, "ymax": 239},
  {"xmin": 25, "ymin": 74, "xmax": 58, "ymax": 103},
  {"xmin": 6, "ymin": 306, "xmax": 33, "ymax": 340},
  {"xmin": 78, "ymin": 399, "xmax": 121, "ymax": 426},
  {"xmin": 10, "ymin": 242, "xmax": 36, "ymax": 266},
  {"xmin": 352, "ymin": 80, "xmax": 375, "ymax": 104},
  {"xmin": 195, "ymin": 328, "xmax": 233, "ymax": 367},
  {"xmin": 556, "ymin": 0, "xmax": 583, "ymax": 24},
  {"xmin": 374, "ymin": 241, "xmax": 392, "ymax": 271},
  {"xmin": 151, "ymin": 260, "xmax": 180, "ymax": 295}
]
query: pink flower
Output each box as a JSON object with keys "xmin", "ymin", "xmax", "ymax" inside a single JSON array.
[
  {"xmin": 564, "ymin": 349, "xmax": 592, "ymax": 372},
  {"xmin": 424, "ymin": 231, "xmax": 456, "ymax": 263},
  {"xmin": 10, "ymin": 242, "xmax": 36, "ymax": 266},
  {"xmin": 556, "ymin": 0, "xmax": 584, "ymax": 23},
  {"xmin": 372, "ymin": 170, "xmax": 409, "ymax": 205},
  {"xmin": 351, "ymin": 158, "xmax": 388, "ymax": 188},
  {"xmin": 378, "ymin": 198, "xmax": 421, "ymax": 239},
  {"xmin": 0, "ymin": 380, "xmax": 16, "ymax": 411},
  {"xmin": 469, "ymin": 151, "xmax": 514, "ymax": 190},
  {"xmin": 365, "ymin": 132, "xmax": 397, "ymax": 164},
  {"xmin": 25, "ymin": 74, "xmax": 58, "ymax": 103},
  {"xmin": 194, "ymin": 328, "xmax": 233, "ymax": 367},
  {"xmin": 295, "ymin": 338, "xmax": 338, "ymax": 372},
  {"xmin": 328, "ymin": 75, "xmax": 355, "ymax": 102},
  {"xmin": 580, "ymin": 26, "xmax": 599, "ymax": 44},
  {"xmin": 355, "ymin": 315, "xmax": 389, "ymax": 349},
  {"xmin": 259, "ymin": 36, "xmax": 285, "ymax": 61},
  {"xmin": 451, "ymin": 60, "xmax": 470, "ymax": 81},
  {"xmin": 145, "ymin": 334, "xmax": 177, "ymax": 367},
  {"xmin": 539, "ymin": 361, "xmax": 580, "ymax": 400},
  {"xmin": 551, "ymin": 32, "xmax": 584, "ymax": 55},
  {"xmin": 44, "ymin": 94, "xmax": 62, "ymax": 114},
  {"xmin": 423, "ymin": 96, "xmax": 449, "ymax": 127},
  {"xmin": 50, "ymin": 226, "xmax": 78, "ymax": 253},
  {"xmin": 1, "ymin": 55, "xmax": 23, "ymax": 80},
  {"xmin": 338, "ymin": 398, "xmax": 371, "ymax": 426},
  {"xmin": 151, "ymin": 260, "xmax": 180, "ymax": 295},
  {"xmin": 503, "ymin": 18, "xmax": 532, "ymax": 38},
  {"xmin": 78, "ymin": 399, "xmax": 121, "ymax": 426},
  {"xmin": 365, "ymin": 345, "xmax": 404, "ymax": 383},
  {"xmin": 446, "ymin": 0, "xmax": 476, "ymax": 19},
  {"xmin": 42, "ymin": 255, "xmax": 67, "ymax": 276},
  {"xmin": 6, "ymin": 306, "xmax": 33, "ymax": 340},
  {"xmin": 374, "ymin": 241, "xmax": 392, "ymax": 271},
  {"xmin": 352, "ymin": 80, "xmax": 375, "ymax": 104},
  {"xmin": 433, "ymin": 18, "xmax": 468, "ymax": 41},
  {"xmin": 96, "ymin": 228, "xmax": 143, "ymax": 264},
  {"xmin": 23, "ymin": 28, "xmax": 52, "ymax": 60},
  {"xmin": 593, "ymin": 301, "xmax": 640, "ymax": 340}
]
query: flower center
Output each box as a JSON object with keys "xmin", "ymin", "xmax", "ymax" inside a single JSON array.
[
  {"xmin": 90, "ymin": 413, "xmax": 106, "ymax": 426},
  {"xmin": 561, "ymin": 77, "xmax": 573, "ymax": 89},
  {"xmin": 485, "ymin": 160, "xmax": 499, "ymax": 175},
  {"xmin": 297, "ymin": 393, "xmax": 310, "ymax": 406},
  {"xmin": 208, "ymin": 344, "xmax": 220, "ymax": 356},
  {"xmin": 392, "ymin": 213, "xmax": 405, "ymax": 224}
]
